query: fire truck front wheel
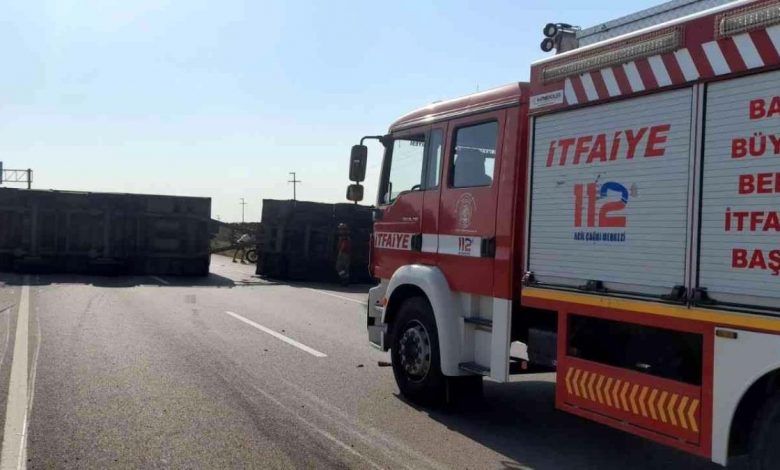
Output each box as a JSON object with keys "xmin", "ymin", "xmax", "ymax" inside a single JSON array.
[
  {"xmin": 391, "ymin": 296, "xmax": 445, "ymax": 406},
  {"xmin": 749, "ymin": 391, "xmax": 780, "ymax": 470}
]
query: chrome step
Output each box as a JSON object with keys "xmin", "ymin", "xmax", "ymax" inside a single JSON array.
[{"xmin": 458, "ymin": 362, "xmax": 490, "ymax": 376}]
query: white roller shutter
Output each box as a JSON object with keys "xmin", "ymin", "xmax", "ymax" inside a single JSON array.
[
  {"xmin": 699, "ymin": 70, "xmax": 780, "ymax": 310},
  {"xmin": 529, "ymin": 88, "xmax": 694, "ymax": 294}
]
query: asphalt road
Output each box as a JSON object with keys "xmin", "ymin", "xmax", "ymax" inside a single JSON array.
[{"xmin": 0, "ymin": 257, "xmax": 731, "ymax": 469}]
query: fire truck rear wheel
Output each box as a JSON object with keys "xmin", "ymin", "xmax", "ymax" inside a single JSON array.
[
  {"xmin": 391, "ymin": 296, "xmax": 445, "ymax": 406},
  {"xmin": 749, "ymin": 391, "xmax": 780, "ymax": 470}
]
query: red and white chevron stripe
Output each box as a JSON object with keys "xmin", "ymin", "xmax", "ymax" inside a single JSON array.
[{"xmin": 562, "ymin": 25, "xmax": 780, "ymax": 105}]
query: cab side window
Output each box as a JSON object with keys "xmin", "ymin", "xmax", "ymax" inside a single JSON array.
[{"xmin": 450, "ymin": 121, "xmax": 498, "ymax": 188}]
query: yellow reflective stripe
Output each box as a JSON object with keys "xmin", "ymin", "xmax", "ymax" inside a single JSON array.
[
  {"xmin": 648, "ymin": 389, "xmax": 659, "ymax": 420},
  {"xmin": 688, "ymin": 399, "xmax": 700, "ymax": 433},
  {"xmin": 668, "ymin": 394, "xmax": 679, "ymax": 427},
  {"xmin": 562, "ymin": 366, "xmax": 700, "ymax": 435},
  {"xmin": 572, "ymin": 369, "xmax": 582, "ymax": 397},
  {"xmin": 565, "ymin": 367, "xmax": 574, "ymax": 394},
  {"xmin": 639, "ymin": 386, "xmax": 649, "ymax": 418},
  {"xmin": 595, "ymin": 375, "xmax": 605, "ymax": 404},
  {"xmin": 629, "ymin": 384, "xmax": 639, "ymax": 415},
  {"xmin": 658, "ymin": 391, "xmax": 669, "ymax": 423},
  {"xmin": 678, "ymin": 396, "xmax": 690, "ymax": 430},
  {"xmin": 522, "ymin": 287, "xmax": 780, "ymax": 333},
  {"xmin": 604, "ymin": 377, "xmax": 614, "ymax": 408},
  {"xmin": 620, "ymin": 381, "xmax": 630, "ymax": 412}
]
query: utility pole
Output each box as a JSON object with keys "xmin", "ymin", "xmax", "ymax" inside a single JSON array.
[
  {"xmin": 239, "ymin": 198, "xmax": 247, "ymax": 223},
  {"xmin": 288, "ymin": 172, "xmax": 301, "ymax": 201}
]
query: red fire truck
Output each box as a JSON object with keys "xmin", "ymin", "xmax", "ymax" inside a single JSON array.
[{"xmin": 346, "ymin": 0, "xmax": 780, "ymax": 467}]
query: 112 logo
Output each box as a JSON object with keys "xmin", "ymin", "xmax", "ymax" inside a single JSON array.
[
  {"xmin": 458, "ymin": 237, "xmax": 473, "ymax": 255},
  {"xmin": 573, "ymin": 182, "xmax": 630, "ymax": 228}
]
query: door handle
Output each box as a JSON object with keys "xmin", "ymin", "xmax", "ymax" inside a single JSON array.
[{"xmin": 402, "ymin": 216, "xmax": 419, "ymax": 222}]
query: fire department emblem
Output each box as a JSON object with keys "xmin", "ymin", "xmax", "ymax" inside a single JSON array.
[{"xmin": 455, "ymin": 193, "xmax": 476, "ymax": 230}]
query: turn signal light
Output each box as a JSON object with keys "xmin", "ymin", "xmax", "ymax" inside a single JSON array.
[{"xmin": 715, "ymin": 329, "xmax": 739, "ymax": 340}]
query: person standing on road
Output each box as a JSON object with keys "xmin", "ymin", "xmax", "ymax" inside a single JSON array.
[
  {"xmin": 335, "ymin": 223, "xmax": 351, "ymax": 285},
  {"xmin": 233, "ymin": 232, "xmax": 253, "ymax": 263}
]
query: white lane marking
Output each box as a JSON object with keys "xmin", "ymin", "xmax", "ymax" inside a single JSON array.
[
  {"xmin": 21, "ymin": 302, "xmax": 41, "ymax": 470},
  {"xmin": 0, "ymin": 307, "xmax": 11, "ymax": 370},
  {"xmin": 304, "ymin": 288, "xmax": 366, "ymax": 305},
  {"xmin": 2, "ymin": 279, "xmax": 30, "ymax": 470},
  {"xmin": 149, "ymin": 275, "xmax": 170, "ymax": 285},
  {"xmin": 226, "ymin": 311, "xmax": 327, "ymax": 358}
]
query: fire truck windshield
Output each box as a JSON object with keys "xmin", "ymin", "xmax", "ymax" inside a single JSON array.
[{"xmin": 380, "ymin": 134, "xmax": 426, "ymax": 204}]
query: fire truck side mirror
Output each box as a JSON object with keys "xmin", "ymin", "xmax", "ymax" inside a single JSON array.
[
  {"xmin": 346, "ymin": 184, "xmax": 364, "ymax": 203},
  {"xmin": 349, "ymin": 145, "xmax": 368, "ymax": 182}
]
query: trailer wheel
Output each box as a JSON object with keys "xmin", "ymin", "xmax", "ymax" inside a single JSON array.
[
  {"xmin": 245, "ymin": 249, "xmax": 258, "ymax": 264},
  {"xmin": 391, "ymin": 296, "xmax": 445, "ymax": 406},
  {"xmin": 749, "ymin": 391, "xmax": 780, "ymax": 470}
]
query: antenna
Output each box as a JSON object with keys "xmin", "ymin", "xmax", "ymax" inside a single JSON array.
[{"xmin": 288, "ymin": 172, "xmax": 301, "ymax": 201}]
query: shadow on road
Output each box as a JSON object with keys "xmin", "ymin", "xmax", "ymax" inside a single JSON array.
[
  {"xmin": 0, "ymin": 268, "xmax": 371, "ymax": 292},
  {"xmin": 398, "ymin": 377, "xmax": 722, "ymax": 470},
  {"xmin": 0, "ymin": 271, "xmax": 243, "ymax": 289}
]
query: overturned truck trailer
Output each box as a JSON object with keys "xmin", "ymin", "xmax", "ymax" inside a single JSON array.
[
  {"xmin": 0, "ymin": 188, "xmax": 212, "ymax": 275},
  {"xmin": 257, "ymin": 199, "xmax": 372, "ymax": 283}
]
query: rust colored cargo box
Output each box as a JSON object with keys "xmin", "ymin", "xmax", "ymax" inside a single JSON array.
[
  {"xmin": 0, "ymin": 188, "xmax": 211, "ymax": 275},
  {"xmin": 257, "ymin": 199, "xmax": 372, "ymax": 283}
]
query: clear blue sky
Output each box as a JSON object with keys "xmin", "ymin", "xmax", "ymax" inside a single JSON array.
[{"xmin": 1, "ymin": 0, "xmax": 658, "ymax": 222}]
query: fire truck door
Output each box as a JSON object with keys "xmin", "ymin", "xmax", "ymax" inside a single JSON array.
[
  {"xmin": 372, "ymin": 128, "xmax": 426, "ymax": 280},
  {"xmin": 437, "ymin": 111, "xmax": 506, "ymax": 296}
]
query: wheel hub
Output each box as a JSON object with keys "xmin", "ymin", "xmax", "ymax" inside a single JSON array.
[{"xmin": 398, "ymin": 322, "xmax": 431, "ymax": 379}]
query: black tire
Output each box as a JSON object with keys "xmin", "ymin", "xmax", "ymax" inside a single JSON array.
[
  {"xmin": 245, "ymin": 249, "xmax": 258, "ymax": 264},
  {"xmin": 749, "ymin": 392, "xmax": 780, "ymax": 470},
  {"xmin": 390, "ymin": 296, "xmax": 445, "ymax": 406}
]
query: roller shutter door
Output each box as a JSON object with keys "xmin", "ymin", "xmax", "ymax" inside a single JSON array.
[
  {"xmin": 529, "ymin": 88, "xmax": 694, "ymax": 295},
  {"xmin": 699, "ymin": 70, "xmax": 780, "ymax": 311}
]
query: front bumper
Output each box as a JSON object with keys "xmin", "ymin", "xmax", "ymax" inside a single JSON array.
[{"xmin": 367, "ymin": 283, "xmax": 387, "ymax": 349}]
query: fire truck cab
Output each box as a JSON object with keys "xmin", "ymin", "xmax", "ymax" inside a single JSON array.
[
  {"xmin": 357, "ymin": 83, "xmax": 529, "ymax": 382},
  {"xmin": 348, "ymin": 0, "xmax": 780, "ymax": 467}
]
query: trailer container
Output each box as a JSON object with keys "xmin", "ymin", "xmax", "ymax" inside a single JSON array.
[
  {"xmin": 257, "ymin": 199, "xmax": 373, "ymax": 283},
  {"xmin": 0, "ymin": 188, "xmax": 211, "ymax": 275}
]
